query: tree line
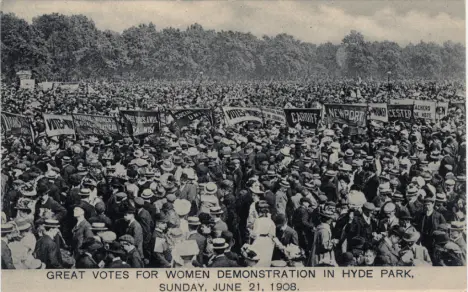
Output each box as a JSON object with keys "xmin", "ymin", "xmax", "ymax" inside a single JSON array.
[{"xmin": 1, "ymin": 12, "xmax": 465, "ymax": 82}]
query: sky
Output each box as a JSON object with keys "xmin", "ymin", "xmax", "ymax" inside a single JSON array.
[{"xmin": 2, "ymin": 0, "xmax": 466, "ymax": 45}]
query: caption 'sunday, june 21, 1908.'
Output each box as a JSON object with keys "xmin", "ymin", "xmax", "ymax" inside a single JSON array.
[{"xmin": 0, "ymin": 0, "xmax": 466, "ymax": 291}]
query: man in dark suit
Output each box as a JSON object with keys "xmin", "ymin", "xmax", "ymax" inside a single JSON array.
[
  {"xmin": 416, "ymin": 197, "xmax": 447, "ymax": 255},
  {"xmin": 134, "ymin": 197, "xmax": 154, "ymax": 259},
  {"xmin": 345, "ymin": 202, "xmax": 378, "ymax": 245},
  {"xmin": 120, "ymin": 235, "xmax": 144, "ymax": 268},
  {"xmin": 75, "ymin": 188, "xmax": 97, "ymax": 220},
  {"xmin": 1, "ymin": 223, "xmax": 15, "ymax": 269},
  {"xmin": 105, "ymin": 242, "xmax": 131, "ymax": 268},
  {"xmin": 123, "ymin": 206, "xmax": 144, "ymax": 257},
  {"xmin": 75, "ymin": 238, "xmax": 102, "ymax": 269},
  {"xmin": 71, "ymin": 207, "xmax": 94, "ymax": 257},
  {"xmin": 149, "ymin": 214, "xmax": 171, "ymax": 268},
  {"xmin": 34, "ymin": 219, "xmax": 63, "ymax": 269},
  {"xmin": 377, "ymin": 226, "xmax": 404, "ymax": 266},
  {"xmin": 60, "ymin": 156, "xmax": 76, "ymax": 185},
  {"xmin": 187, "ymin": 217, "xmax": 206, "ymax": 265},
  {"xmin": 292, "ymin": 197, "xmax": 315, "ymax": 253},
  {"xmin": 179, "ymin": 173, "xmax": 198, "ymax": 203},
  {"xmin": 34, "ymin": 188, "xmax": 67, "ymax": 222},
  {"xmin": 273, "ymin": 214, "xmax": 299, "ymax": 260},
  {"xmin": 207, "ymin": 238, "xmax": 239, "ymax": 267}
]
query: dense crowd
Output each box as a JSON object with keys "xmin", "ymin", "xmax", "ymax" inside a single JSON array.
[{"xmin": 1, "ymin": 79, "xmax": 466, "ymax": 269}]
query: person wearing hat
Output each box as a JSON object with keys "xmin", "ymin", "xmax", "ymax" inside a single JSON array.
[
  {"xmin": 207, "ymin": 238, "xmax": 239, "ymax": 267},
  {"xmin": 399, "ymin": 230, "xmax": 432, "ymax": 266},
  {"xmin": 34, "ymin": 219, "xmax": 63, "ymax": 268},
  {"xmin": 186, "ymin": 216, "xmax": 206, "ymax": 265},
  {"xmin": 172, "ymin": 240, "xmax": 201, "ymax": 268},
  {"xmin": 376, "ymin": 225, "xmax": 404, "ymax": 266},
  {"xmin": 149, "ymin": 213, "xmax": 171, "ymax": 268},
  {"xmin": 134, "ymin": 197, "xmax": 154, "ymax": 260},
  {"xmin": 105, "ymin": 241, "xmax": 131, "ymax": 268},
  {"xmin": 398, "ymin": 209, "xmax": 417, "ymax": 233},
  {"xmin": 345, "ymin": 202, "xmax": 377, "ymax": 250},
  {"xmin": 33, "ymin": 180, "xmax": 67, "ymax": 222},
  {"xmin": 275, "ymin": 180, "xmax": 290, "ymax": 216},
  {"xmin": 71, "ymin": 206, "xmax": 94, "ymax": 258},
  {"xmin": 210, "ymin": 206, "xmax": 228, "ymax": 233},
  {"xmin": 60, "ymin": 156, "xmax": 76, "ymax": 185},
  {"xmin": 75, "ymin": 237, "xmax": 103, "ymax": 269},
  {"xmin": 76, "ymin": 188, "xmax": 97, "ymax": 220},
  {"xmin": 199, "ymin": 182, "xmax": 220, "ymax": 214},
  {"xmin": 179, "ymin": 171, "xmax": 198, "ymax": 205},
  {"xmin": 1, "ymin": 222, "xmax": 16, "ymax": 269},
  {"xmin": 404, "ymin": 184, "xmax": 424, "ymax": 217},
  {"xmin": 272, "ymin": 213, "xmax": 298, "ymax": 261},
  {"xmin": 309, "ymin": 209, "xmax": 338, "ymax": 267},
  {"xmin": 417, "ymin": 196, "xmax": 447, "ymax": 256},
  {"xmin": 448, "ymin": 221, "xmax": 466, "ymax": 262},
  {"xmin": 432, "ymin": 230, "xmax": 465, "ymax": 266},
  {"xmin": 378, "ymin": 202, "xmax": 399, "ymax": 234},
  {"xmin": 119, "ymin": 234, "xmax": 144, "ymax": 268},
  {"xmin": 321, "ymin": 170, "xmax": 339, "ymax": 203},
  {"xmin": 88, "ymin": 201, "xmax": 113, "ymax": 230},
  {"xmin": 123, "ymin": 205, "xmax": 144, "ymax": 258}
]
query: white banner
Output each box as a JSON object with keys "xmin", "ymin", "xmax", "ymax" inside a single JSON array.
[
  {"xmin": 20, "ymin": 79, "xmax": 35, "ymax": 90},
  {"xmin": 43, "ymin": 114, "xmax": 75, "ymax": 136},
  {"xmin": 222, "ymin": 107, "xmax": 263, "ymax": 125},
  {"xmin": 413, "ymin": 100, "xmax": 436, "ymax": 120},
  {"xmin": 261, "ymin": 107, "xmax": 286, "ymax": 124}
]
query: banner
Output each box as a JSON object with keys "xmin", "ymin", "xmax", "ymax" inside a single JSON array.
[
  {"xmin": 284, "ymin": 108, "xmax": 321, "ymax": 129},
  {"xmin": 450, "ymin": 101, "xmax": 465, "ymax": 112},
  {"xmin": 413, "ymin": 100, "xmax": 435, "ymax": 120},
  {"xmin": 72, "ymin": 114, "xmax": 120, "ymax": 136},
  {"xmin": 387, "ymin": 104, "xmax": 413, "ymax": 122},
  {"xmin": 368, "ymin": 103, "xmax": 388, "ymax": 122},
  {"xmin": 324, "ymin": 104, "xmax": 367, "ymax": 127},
  {"xmin": 20, "ymin": 79, "xmax": 35, "ymax": 90},
  {"xmin": 168, "ymin": 108, "xmax": 214, "ymax": 127},
  {"xmin": 261, "ymin": 107, "xmax": 287, "ymax": 124},
  {"xmin": 1, "ymin": 112, "xmax": 34, "ymax": 138},
  {"xmin": 59, "ymin": 83, "xmax": 79, "ymax": 92},
  {"xmin": 222, "ymin": 107, "xmax": 263, "ymax": 125},
  {"xmin": 43, "ymin": 114, "xmax": 75, "ymax": 137},
  {"xmin": 435, "ymin": 102, "xmax": 449, "ymax": 119},
  {"xmin": 120, "ymin": 110, "xmax": 160, "ymax": 136},
  {"xmin": 38, "ymin": 82, "xmax": 54, "ymax": 91}
]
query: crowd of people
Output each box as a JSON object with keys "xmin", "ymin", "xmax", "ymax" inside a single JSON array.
[{"xmin": 1, "ymin": 79, "xmax": 466, "ymax": 269}]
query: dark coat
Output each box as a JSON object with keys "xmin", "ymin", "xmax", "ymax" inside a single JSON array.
[
  {"xmin": 125, "ymin": 248, "xmax": 144, "ymax": 268},
  {"xmin": 72, "ymin": 220, "xmax": 94, "ymax": 256},
  {"xmin": 126, "ymin": 220, "xmax": 144, "ymax": 257},
  {"xmin": 34, "ymin": 234, "xmax": 63, "ymax": 269},
  {"xmin": 377, "ymin": 239, "xmax": 400, "ymax": 266},
  {"xmin": 1, "ymin": 240, "xmax": 15, "ymax": 269},
  {"xmin": 76, "ymin": 200, "xmax": 97, "ymax": 220},
  {"xmin": 75, "ymin": 253, "xmax": 99, "ymax": 269},
  {"xmin": 149, "ymin": 229, "xmax": 171, "ymax": 268},
  {"xmin": 207, "ymin": 254, "xmax": 240, "ymax": 267},
  {"xmin": 34, "ymin": 197, "xmax": 67, "ymax": 222},
  {"xmin": 136, "ymin": 208, "xmax": 154, "ymax": 258},
  {"xmin": 106, "ymin": 258, "xmax": 131, "ymax": 268}
]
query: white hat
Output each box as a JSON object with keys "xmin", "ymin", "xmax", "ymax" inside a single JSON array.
[
  {"xmin": 348, "ymin": 190, "xmax": 367, "ymax": 208},
  {"xmin": 174, "ymin": 199, "xmax": 191, "ymax": 216},
  {"xmin": 280, "ymin": 147, "xmax": 291, "ymax": 156}
]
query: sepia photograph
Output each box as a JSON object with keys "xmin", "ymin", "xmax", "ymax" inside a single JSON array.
[{"xmin": 0, "ymin": 0, "xmax": 466, "ymax": 283}]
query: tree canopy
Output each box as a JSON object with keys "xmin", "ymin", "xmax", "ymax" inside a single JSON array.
[{"xmin": 1, "ymin": 13, "xmax": 465, "ymax": 82}]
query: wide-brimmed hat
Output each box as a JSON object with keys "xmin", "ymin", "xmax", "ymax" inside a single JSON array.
[
  {"xmin": 174, "ymin": 199, "xmax": 191, "ymax": 216},
  {"xmin": 435, "ymin": 193, "xmax": 447, "ymax": 203},
  {"xmin": 449, "ymin": 221, "xmax": 465, "ymax": 231},
  {"xmin": 91, "ymin": 222, "xmax": 108, "ymax": 232},
  {"xmin": 43, "ymin": 219, "xmax": 60, "ymax": 228},
  {"xmin": 161, "ymin": 160, "xmax": 175, "ymax": 172},
  {"xmin": 14, "ymin": 200, "xmax": 31, "ymax": 211},
  {"xmin": 212, "ymin": 238, "xmax": 229, "ymax": 250},
  {"xmin": 79, "ymin": 188, "xmax": 91, "ymax": 197},
  {"xmin": 177, "ymin": 240, "xmax": 200, "ymax": 257},
  {"xmin": 1, "ymin": 222, "xmax": 15, "ymax": 235},
  {"xmin": 187, "ymin": 216, "xmax": 201, "ymax": 226},
  {"xmin": 402, "ymin": 230, "xmax": 420, "ymax": 242},
  {"xmin": 319, "ymin": 209, "xmax": 335, "ymax": 220},
  {"xmin": 210, "ymin": 206, "xmax": 224, "ymax": 215},
  {"xmin": 204, "ymin": 182, "xmax": 218, "ymax": 194},
  {"xmin": 141, "ymin": 188, "xmax": 155, "ymax": 200},
  {"xmin": 107, "ymin": 241, "xmax": 126, "ymax": 255},
  {"xmin": 173, "ymin": 156, "xmax": 183, "ymax": 165},
  {"xmin": 15, "ymin": 220, "xmax": 31, "ymax": 232}
]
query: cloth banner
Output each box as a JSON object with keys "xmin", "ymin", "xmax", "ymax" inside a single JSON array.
[
  {"xmin": 120, "ymin": 110, "xmax": 160, "ymax": 136},
  {"xmin": 284, "ymin": 108, "xmax": 321, "ymax": 129},
  {"xmin": 168, "ymin": 108, "xmax": 214, "ymax": 127},
  {"xmin": 324, "ymin": 104, "xmax": 367, "ymax": 127},
  {"xmin": 1, "ymin": 112, "xmax": 34, "ymax": 138},
  {"xmin": 72, "ymin": 114, "xmax": 120, "ymax": 136},
  {"xmin": 222, "ymin": 107, "xmax": 263, "ymax": 125},
  {"xmin": 59, "ymin": 83, "xmax": 79, "ymax": 92},
  {"xmin": 413, "ymin": 100, "xmax": 436, "ymax": 120},
  {"xmin": 261, "ymin": 107, "xmax": 287, "ymax": 124},
  {"xmin": 43, "ymin": 114, "xmax": 75, "ymax": 137},
  {"xmin": 38, "ymin": 82, "xmax": 54, "ymax": 91},
  {"xmin": 435, "ymin": 102, "xmax": 449, "ymax": 119},
  {"xmin": 368, "ymin": 103, "xmax": 388, "ymax": 122},
  {"xmin": 387, "ymin": 104, "xmax": 413, "ymax": 122},
  {"xmin": 20, "ymin": 79, "xmax": 35, "ymax": 90}
]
